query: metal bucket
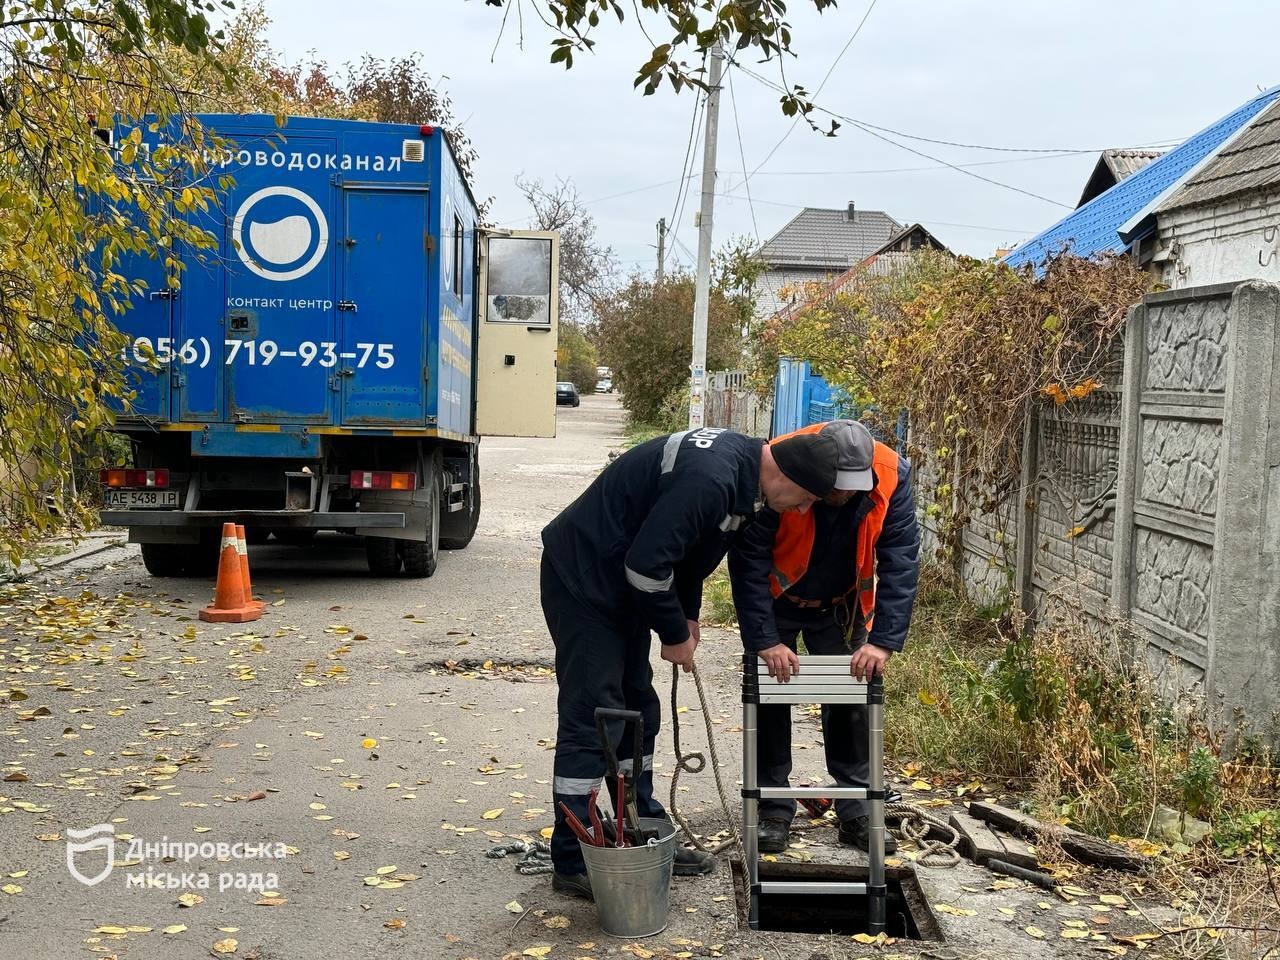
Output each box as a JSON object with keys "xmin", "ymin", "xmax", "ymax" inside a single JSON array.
[{"xmin": 579, "ymin": 817, "xmax": 676, "ymax": 938}]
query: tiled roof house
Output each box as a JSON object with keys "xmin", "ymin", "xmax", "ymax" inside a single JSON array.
[{"xmin": 753, "ymin": 203, "xmax": 901, "ymax": 320}]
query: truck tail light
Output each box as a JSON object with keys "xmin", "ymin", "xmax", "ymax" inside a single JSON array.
[
  {"xmin": 350, "ymin": 470, "xmax": 417, "ymax": 491},
  {"xmin": 99, "ymin": 468, "xmax": 170, "ymax": 489}
]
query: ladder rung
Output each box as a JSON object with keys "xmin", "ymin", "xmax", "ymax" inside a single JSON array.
[
  {"xmin": 759, "ymin": 786, "xmax": 867, "ymax": 799},
  {"xmin": 757, "ymin": 663, "xmax": 868, "ymax": 677},
  {"xmin": 758, "ymin": 881, "xmax": 868, "ymax": 896},
  {"xmin": 758, "ymin": 681, "xmax": 869, "ymax": 695},
  {"xmin": 758, "ymin": 693, "xmax": 871, "ymax": 705},
  {"xmin": 758, "ymin": 655, "xmax": 853, "ymax": 668}
]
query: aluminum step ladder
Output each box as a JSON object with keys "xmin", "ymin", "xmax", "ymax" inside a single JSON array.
[{"xmin": 742, "ymin": 653, "xmax": 887, "ymax": 932}]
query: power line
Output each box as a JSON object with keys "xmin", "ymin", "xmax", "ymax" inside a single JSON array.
[
  {"xmin": 726, "ymin": 65, "xmax": 760, "ymax": 244},
  {"xmin": 733, "ymin": 62, "xmax": 1073, "ymax": 208},
  {"xmin": 664, "ymin": 67, "xmax": 706, "ymax": 275},
  {"xmin": 746, "ymin": 0, "xmax": 879, "ymax": 185},
  {"xmin": 733, "ymin": 59, "xmax": 1178, "ymax": 157}
]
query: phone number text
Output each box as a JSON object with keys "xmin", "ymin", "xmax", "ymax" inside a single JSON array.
[{"xmin": 125, "ymin": 337, "xmax": 395, "ymax": 369}]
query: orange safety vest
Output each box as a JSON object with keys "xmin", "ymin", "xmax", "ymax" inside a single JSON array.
[{"xmin": 768, "ymin": 423, "xmax": 901, "ymax": 642}]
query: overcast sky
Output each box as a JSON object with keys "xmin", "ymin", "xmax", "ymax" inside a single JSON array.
[{"xmin": 258, "ymin": 0, "xmax": 1278, "ymax": 269}]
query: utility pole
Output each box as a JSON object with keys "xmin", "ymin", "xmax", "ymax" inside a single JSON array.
[
  {"xmin": 688, "ymin": 43, "xmax": 724, "ymax": 430},
  {"xmin": 656, "ymin": 218, "xmax": 666, "ymax": 282}
]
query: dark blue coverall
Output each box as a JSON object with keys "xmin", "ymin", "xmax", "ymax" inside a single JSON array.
[{"xmin": 540, "ymin": 427, "xmax": 763, "ymax": 875}]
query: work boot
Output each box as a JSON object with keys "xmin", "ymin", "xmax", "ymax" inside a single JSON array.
[
  {"xmin": 757, "ymin": 818, "xmax": 791, "ymax": 854},
  {"xmin": 672, "ymin": 846, "xmax": 716, "ymax": 876},
  {"xmin": 551, "ymin": 871, "xmax": 593, "ymax": 900},
  {"xmin": 838, "ymin": 816, "xmax": 898, "ymax": 854}
]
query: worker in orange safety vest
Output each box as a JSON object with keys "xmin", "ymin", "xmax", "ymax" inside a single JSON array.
[{"xmin": 728, "ymin": 419, "xmax": 921, "ymax": 854}]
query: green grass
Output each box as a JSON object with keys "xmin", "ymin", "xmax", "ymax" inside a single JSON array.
[
  {"xmin": 704, "ymin": 558, "xmax": 1279, "ymax": 843},
  {"xmin": 623, "ymin": 421, "xmax": 667, "ymax": 450}
]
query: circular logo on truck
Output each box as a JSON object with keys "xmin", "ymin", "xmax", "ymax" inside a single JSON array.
[{"xmin": 232, "ymin": 186, "xmax": 329, "ymax": 282}]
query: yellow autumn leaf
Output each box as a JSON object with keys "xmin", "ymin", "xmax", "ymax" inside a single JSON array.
[
  {"xmin": 540, "ymin": 827, "xmax": 554, "ymax": 840},
  {"xmin": 163, "ymin": 924, "xmax": 187, "ymax": 935},
  {"xmin": 385, "ymin": 918, "xmax": 406, "ymax": 929},
  {"xmin": 911, "ymin": 779, "xmax": 931, "ymax": 790},
  {"xmin": 544, "ymin": 915, "xmax": 571, "ymax": 929},
  {"xmin": 1025, "ymin": 926, "xmax": 1046, "ymax": 939},
  {"xmin": 94, "ymin": 926, "xmax": 131, "ymax": 935},
  {"xmin": 212, "ymin": 937, "xmax": 238, "ymax": 954},
  {"xmin": 852, "ymin": 932, "xmax": 888, "ymax": 944},
  {"xmin": 505, "ymin": 900, "xmax": 524, "ymax": 914},
  {"xmin": 917, "ymin": 689, "xmax": 938, "ymax": 706},
  {"xmin": 1061, "ymin": 929, "xmax": 1089, "ymax": 939},
  {"xmin": 935, "ymin": 903, "xmax": 977, "ymax": 916},
  {"xmin": 1, "ymin": 884, "xmax": 21, "ymax": 895},
  {"xmin": 524, "ymin": 948, "xmax": 553, "ymax": 958},
  {"xmin": 177, "ymin": 892, "xmax": 203, "ymax": 907},
  {"xmin": 1099, "ymin": 894, "xmax": 1127, "ymax": 905},
  {"xmin": 483, "ymin": 808, "xmax": 504, "ymax": 820},
  {"xmin": 362, "ymin": 738, "xmax": 377, "ymax": 749},
  {"xmin": 376, "ymin": 865, "xmax": 397, "ymax": 875}
]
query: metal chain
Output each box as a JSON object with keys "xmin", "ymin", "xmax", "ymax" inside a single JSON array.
[{"xmin": 485, "ymin": 839, "xmax": 554, "ymax": 875}]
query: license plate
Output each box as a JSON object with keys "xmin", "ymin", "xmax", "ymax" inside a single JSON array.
[{"xmin": 103, "ymin": 490, "xmax": 180, "ymax": 509}]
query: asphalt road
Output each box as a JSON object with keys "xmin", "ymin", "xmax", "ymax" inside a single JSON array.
[{"xmin": 0, "ymin": 394, "xmax": 1131, "ymax": 960}]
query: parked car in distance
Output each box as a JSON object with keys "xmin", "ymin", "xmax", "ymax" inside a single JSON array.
[
  {"xmin": 595, "ymin": 378, "xmax": 613, "ymax": 393},
  {"xmin": 556, "ymin": 381, "xmax": 581, "ymax": 407}
]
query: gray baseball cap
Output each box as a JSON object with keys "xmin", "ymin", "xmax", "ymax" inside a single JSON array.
[{"xmin": 819, "ymin": 419, "xmax": 875, "ymax": 491}]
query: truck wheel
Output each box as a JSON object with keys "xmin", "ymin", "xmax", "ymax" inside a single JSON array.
[
  {"xmin": 365, "ymin": 537, "xmax": 402, "ymax": 576},
  {"xmin": 440, "ymin": 446, "xmax": 480, "ymax": 550},
  {"xmin": 141, "ymin": 543, "xmax": 186, "ymax": 577},
  {"xmin": 401, "ymin": 456, "xmax": 440, "ymax": 578}
]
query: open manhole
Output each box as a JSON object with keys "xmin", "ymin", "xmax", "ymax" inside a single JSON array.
[{"xmin": 731, "ymin": 859, "xmax": 943, "ymax": 940}]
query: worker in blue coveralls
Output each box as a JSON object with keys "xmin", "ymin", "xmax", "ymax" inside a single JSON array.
[
  {"xmin": 730, "ymin": 419, "xmax": 920, "ymax": 855},
  {"xmin": 540, "ymin": 426, "xmax": 840, "ymax": 899}
]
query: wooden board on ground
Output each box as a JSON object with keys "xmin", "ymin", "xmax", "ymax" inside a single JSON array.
[
  {"xmin": 968, "ymin": 801, "xmax": 1145, "ymax": 872},
  {"xmin": 948, "ymin": 810, "xmax": 1040, "ymax": 870}
]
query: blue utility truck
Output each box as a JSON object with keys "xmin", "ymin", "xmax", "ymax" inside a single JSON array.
[{"xmin": 98, "ymin": 114, "xmax": 559, "ymax": 577}]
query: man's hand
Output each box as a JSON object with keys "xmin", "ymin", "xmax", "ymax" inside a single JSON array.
[
  {"xmin": 686, "ymin": 619, "xmax": 702, "ymax": 644},
  {"xmin": 850, "ymin": 644, "xmax": 892, "ymax": 680},
  {"xmin": 759, "ymin": 644, "xmax": 800, "ymax": 683},
  {"xmin": 661, "ymin": 634, "xmax": 698, "ymax": 673}
]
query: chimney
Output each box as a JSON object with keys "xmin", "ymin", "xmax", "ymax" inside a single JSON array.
[{"xmin": 847, "ymin": 201, "xmax": 856, "ymax": 222}]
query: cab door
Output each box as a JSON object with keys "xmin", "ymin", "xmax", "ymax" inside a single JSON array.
[{"xmin": 475, "ymin": 230, "xmax": 559, "ymax": 438}]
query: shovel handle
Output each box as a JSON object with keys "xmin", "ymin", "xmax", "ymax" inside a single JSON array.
[{"xmin": 593, "ymin": 707, "xmax": 643, "ymax": 784}]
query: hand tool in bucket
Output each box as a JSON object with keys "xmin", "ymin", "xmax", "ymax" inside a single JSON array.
[
  {"xmin": 594, "ymin": 707, "xmax": 658, "ymax": 846},
  {"xmin": 558, "ymin": 787, "xmax": 609, "ymax": 847}
]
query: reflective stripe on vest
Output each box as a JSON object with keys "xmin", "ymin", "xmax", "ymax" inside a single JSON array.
[{"xmin": 768, "ymin": 441, "xmax": 901, "ymax": 628}]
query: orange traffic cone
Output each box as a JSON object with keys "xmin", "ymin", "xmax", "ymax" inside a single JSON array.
[
  {"xmin": 199, "ymin": 523, "xmax": 262, "ymax": 623},
  {"xmin": 236, "ymin": 524, "xmax": 266, "ymax": 611}
]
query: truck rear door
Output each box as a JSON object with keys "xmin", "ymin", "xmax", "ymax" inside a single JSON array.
[
  {"xmin": 221, "ymin": 136, "xmax": 336, "ymax": 424},
  {"xmin": 475, "ymin": 230, "xmax": 559, "ymax": 438},
  {"xmin": 110, "ymin": 230, "xmax": 174, "ymax": 421},
  {"xmin": 338, "ymin": 187, "xmax": 429, "ymax": 425}
]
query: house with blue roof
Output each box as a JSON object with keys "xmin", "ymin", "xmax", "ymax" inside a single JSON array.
[{"xmin": 1002, "ymin": 85, "xmax": 1280, "ymax": 275}]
